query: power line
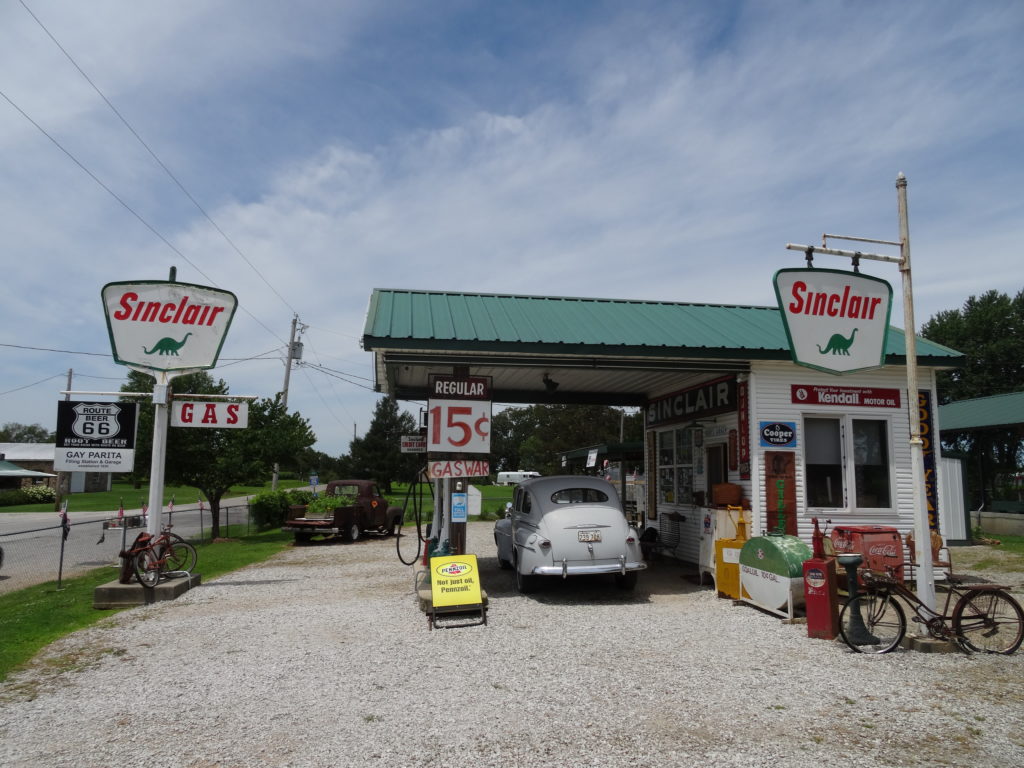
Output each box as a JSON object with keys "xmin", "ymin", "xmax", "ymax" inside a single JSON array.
[
  {"xmin": 0, "ymin": 342, "xmax": 108, "ymax": 357},
  {"xmin": 0, "ymin": 373, "xmax": 65, "ymax": 397},
  {"xmin": 19, "ymin": 0, "xmax": 299, "ymax": 318}
]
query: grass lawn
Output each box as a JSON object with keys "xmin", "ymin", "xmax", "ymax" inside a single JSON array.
[
  {"xmin": 3, "ymin": 479, "xmax": 309, "ymax": 514},
  {"xmin": 0, "ymin": 527, "xmax": 292, "ymax": 682}
]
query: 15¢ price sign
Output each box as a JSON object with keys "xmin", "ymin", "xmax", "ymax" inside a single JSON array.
[{"xmin": 427, "ymin": 399, "xmax": 491, "ymax": 453}]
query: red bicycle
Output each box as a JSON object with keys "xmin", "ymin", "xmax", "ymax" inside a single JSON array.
[{"xmin": 129, "ymin": 525, "xmax": 198, "ymax": 589}]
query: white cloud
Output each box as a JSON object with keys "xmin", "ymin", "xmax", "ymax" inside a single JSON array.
[{"xmin": 2, "ymin": 1, "xmax": 1022, "ymax": 455}]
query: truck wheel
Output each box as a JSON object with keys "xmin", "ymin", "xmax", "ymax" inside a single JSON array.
[
  {"xmin": 294, "ymin": 533, "xmax": 312, "ymax": 546},
  {"xmin": 345, "ymin": 522, "xmax": 360, "ymax": 542}
]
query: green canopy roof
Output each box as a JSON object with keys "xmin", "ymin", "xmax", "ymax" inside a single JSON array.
[
  {"xmin": 363, "ymin": 289, "xmax": 963, "ymax": 365},
  {"xmin": 939, "ymin": 392, "xmax": 1024, "ymax": 432}
]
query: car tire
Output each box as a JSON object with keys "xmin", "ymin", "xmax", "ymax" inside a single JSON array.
[
  {"xmin": 514, "ymin": 555, "xmax": 537, "ymax": 593},
  {"xmin": 615, "ymin": 571, "xmax": 638, "ymax": 590},
  {"xmin": 294, "ymin": 533, "xmax": 312, "ymax": 546},
  {"xmin": 345, "ymin": 522, "xmax": 360, "ymax": 542}
]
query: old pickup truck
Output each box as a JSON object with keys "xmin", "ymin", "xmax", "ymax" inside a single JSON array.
[{"xmin": 282, "ymin": 479, "xmax": 403, "ymax": 544}]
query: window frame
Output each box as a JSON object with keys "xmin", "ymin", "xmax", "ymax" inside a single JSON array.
[
  {"xmin": 801, "ymin": 413, "xmax": 896, "ymax": 514},
  {"xmin": 656, "ymin": 425, "xmax": 698, "ymax": 506}
]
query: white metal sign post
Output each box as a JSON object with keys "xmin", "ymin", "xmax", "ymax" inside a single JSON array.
[
  {"xmin": 102, "ymin": 273, "xmax": 237, "ymax": 536},
  {"xmin": 784, "ymin": 173, "xmax": 936, "ymax": 618}
]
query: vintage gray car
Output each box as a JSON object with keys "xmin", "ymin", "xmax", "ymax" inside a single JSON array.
[{"xmin": 493, "ymin": 475, "xmax": 646, "ymax": 592}]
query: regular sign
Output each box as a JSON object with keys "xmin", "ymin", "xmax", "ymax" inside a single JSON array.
[
  {"xmin": 773, "ymin": 268, "xmax": 893, "ymax": 375},
  {"xmin": 102, "ymin": 280, "xmax": 238, "ymax": 373}
]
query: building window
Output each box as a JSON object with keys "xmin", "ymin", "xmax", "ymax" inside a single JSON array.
[
  {"xmin": 657, "ymin": 427, "xmax": 697, "ymax": 504},
  {"xmin": 804, "ymin": 416, "xmax": 892, "ymax": 511},
  {"xmin": 853, "ymin": 419, "xmax": 891, "ymax": 508},
  {"xmin": 806, "ymin": 418, "xmax": 844, "ymax": 507}
]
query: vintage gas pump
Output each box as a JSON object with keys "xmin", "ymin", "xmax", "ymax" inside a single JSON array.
[{"xmin": 803, "ymin": 517, "xmax": 840, "ymax": 640}]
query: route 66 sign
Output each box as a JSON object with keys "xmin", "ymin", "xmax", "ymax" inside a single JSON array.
[
  {"xmin": 55, "ymin": 400, "xmax": 138, "ymax": 472},
  {"xmin": 71, "ymin": 402, "xmax": 122, "ymax": 440}
]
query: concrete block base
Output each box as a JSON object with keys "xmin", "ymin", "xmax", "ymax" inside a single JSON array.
[
  {"xmin": 93, "ymin": 574, "xmax": 201, "ymax": 609},
  {"xmin": 901, "ymin": 634, "xmax": 958, "ymax": 653}
]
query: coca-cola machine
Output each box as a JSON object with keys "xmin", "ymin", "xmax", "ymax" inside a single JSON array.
[{"xmin": 830, "ymin": 525, "xmax": 905, "ymax": 584}]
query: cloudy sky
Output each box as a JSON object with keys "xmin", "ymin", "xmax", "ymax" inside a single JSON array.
[{"xmin": 2, "ymin": 0, "xmax": 1022, "ymax": 457}]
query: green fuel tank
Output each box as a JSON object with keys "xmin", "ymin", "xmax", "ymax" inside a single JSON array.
[{"xmin": 739, "ymin": 534, "xmax": 812, "ymax": 612}]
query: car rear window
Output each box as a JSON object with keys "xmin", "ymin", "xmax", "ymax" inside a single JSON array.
[{"xmin": 550, "ymin": 488, "xmax": 610, "ymax": 504}]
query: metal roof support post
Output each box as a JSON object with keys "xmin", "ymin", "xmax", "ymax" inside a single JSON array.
[{"xmin": 897, "ymin": 173, "xmax": 937, "ymax": 618}]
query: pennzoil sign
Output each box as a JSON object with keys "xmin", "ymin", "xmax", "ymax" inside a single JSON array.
[{"xmin": 102, "ymin": 280, "xmax": 238, "ymax": 373}]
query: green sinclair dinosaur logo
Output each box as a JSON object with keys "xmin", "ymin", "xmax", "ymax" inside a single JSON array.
[
  {"xmin": 143, "ymin": 333, "xmax": 192, "ymax": 356},
  {"xmin": 817, "ymin": 328, "xmax": 858, "ymax": 356}
]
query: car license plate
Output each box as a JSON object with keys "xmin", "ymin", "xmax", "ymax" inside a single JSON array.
[{"xmin": 578, "ymin": 530, "xmax": 601, "ymax": 542}]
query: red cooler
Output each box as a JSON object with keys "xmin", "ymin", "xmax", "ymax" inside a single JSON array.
[{"xmin": 830, "ymin": 525, "xmax": 904, "ymax": 584}]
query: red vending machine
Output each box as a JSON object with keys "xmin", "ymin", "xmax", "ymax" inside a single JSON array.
[{"xmin": 830, "ymin": 525, "xmax": 905, "ymax": 584}]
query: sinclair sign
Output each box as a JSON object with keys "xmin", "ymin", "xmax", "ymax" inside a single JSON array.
[
  {"xmin": 773, "ymin": 268, "xmax": 893, "ymax": 375},
  {"xmin": 101, "ymin": 280, "xmax": 238, "ymax": 373}
]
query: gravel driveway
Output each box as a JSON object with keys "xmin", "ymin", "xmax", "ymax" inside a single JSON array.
[{"xmin": 2, "ymin": 522, "xmax": 1022, "ymax": 767}]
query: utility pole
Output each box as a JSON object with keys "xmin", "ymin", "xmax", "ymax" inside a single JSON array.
[
  {"xmin": 55, "ymin": 369, "xmax": 73, "ymax": 509},
  {"xmin": 272, "ymin": 314, "xmax": 300, "ymax": 490},
  {"xmin": 785, "ymin": 173, "xmax": 936, "ymax": 619}
]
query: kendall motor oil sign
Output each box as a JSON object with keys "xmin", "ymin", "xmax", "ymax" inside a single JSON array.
[
  {"xmin": 773, "ymin": 268, "xmax": 893, "ymax": 375},
  {"xmin": 102, "ymin": 280, "xmax": 238, "ymax": 373}
]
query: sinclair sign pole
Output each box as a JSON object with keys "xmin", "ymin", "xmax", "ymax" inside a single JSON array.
[
  {"xmin": 102, "ymin": 270, "xmax": 237, "ymax": 535},
  {"xmin": 782, "ymin": 173, "xmax": 936, "ymax": 617}
]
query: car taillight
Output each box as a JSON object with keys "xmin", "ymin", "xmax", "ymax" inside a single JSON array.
[
  {"xmin": 539, "ymin": 539, "xmax": 551, "ymax": 549},
  {"xmin": 625, "ymin": 535, "xmax": 636, "ymax": 544}
]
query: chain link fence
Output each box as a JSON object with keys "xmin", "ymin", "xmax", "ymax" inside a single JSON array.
[{"xmin": 0, "ymin": 502, "xmax": 252, "ymax": 595}]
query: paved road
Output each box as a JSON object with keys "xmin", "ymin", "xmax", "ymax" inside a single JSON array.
[{"xmin": 0, "ymin": 502, "xmax": 250, "ymax": 594}]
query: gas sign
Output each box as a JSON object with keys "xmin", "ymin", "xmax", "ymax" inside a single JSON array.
[
  {"xmin": 774, "ymin": 268, "xmax": 893, "ymax": 375},
  {"xmin": 170, "ymin": 400, "xmax": 249, "ymax": 428},
  {"xmin": 102, "ymin": 280, "xmax": 238, "ymax": 373}
]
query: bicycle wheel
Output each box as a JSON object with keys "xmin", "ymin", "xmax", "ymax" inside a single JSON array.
[
  {"xmin": 134, "ymin": 549, "xmax": 161, "ymax": 589},
  {"xmin": 839, "ymin": 589, "xmax": 906, "ymax": 653},
  {"xmin": 953, "ymin": 590, "xmax": 1024, "ymax": 655},
  {"xmin": 163, "ymin": 540, "xmax": 198, "ymax": 574}
]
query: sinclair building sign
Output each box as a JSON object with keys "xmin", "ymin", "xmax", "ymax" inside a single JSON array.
[
  {"xmin": 101, "ymin": 280, "xmax": 238, "ymax": 373},
  {"xmin": 773, "ymin": 267, "xmax": 893, "ymax": 375}
]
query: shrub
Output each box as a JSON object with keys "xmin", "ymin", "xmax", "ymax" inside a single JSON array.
[
  {"xmin": 251, "ymin": 490, "xmax": 291, "ymax": 530},
  {"xmin": 23, "ymin": 485, "xmax": 57, "ymax": 504},
  {"xmin": 0, "ymin": 489, "xmax": 30, "ymax": 508},
  {"xmin": 287, "ymin": 488, "xmax": 316, "ymax": 506}
]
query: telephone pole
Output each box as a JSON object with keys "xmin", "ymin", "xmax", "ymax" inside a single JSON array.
[{"xmin": 272, "ymin": 314, "xmax": 301, "ymax": 490}]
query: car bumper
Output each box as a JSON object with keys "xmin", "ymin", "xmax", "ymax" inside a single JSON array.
[
  {"xmin": 282, "ymin": 525, "xmax": 339, "ymax": 534},
  {"xmin": 531, "ymin": 557, "xmax": 647, "ymax": 578}
]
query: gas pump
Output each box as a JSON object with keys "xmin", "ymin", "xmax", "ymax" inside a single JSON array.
[{"xmin": 803, "ymin": 517, "xmax": 840, "ymax": 640}]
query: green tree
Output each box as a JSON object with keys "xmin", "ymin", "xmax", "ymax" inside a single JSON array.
[
  {"xmin": 0, "ymin": 422, "xmax": 54, "ymax": 442},
  {"xmin": 491, "ymin": 404, "xmax": 643, "ymax": 475},
  {"xmin": 922, "ymin": 288, "xmax": 1024, "ymax": 506},
  {"xmin": 120, "ymin": 370, "xmax": 316, "ymax": 537},
  {"xmin": 345, "ymin": 396, "xmax": 418, "ymax": 491}
]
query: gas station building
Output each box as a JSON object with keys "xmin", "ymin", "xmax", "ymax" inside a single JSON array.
[{"xmin": 362, "ymin": 288, "xmax": 964, "ymax": 580}]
